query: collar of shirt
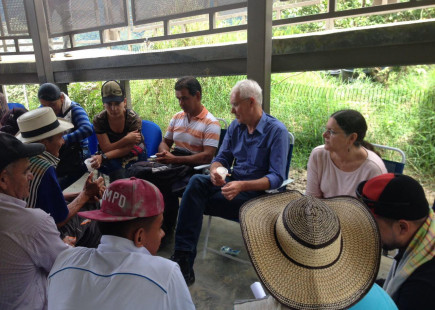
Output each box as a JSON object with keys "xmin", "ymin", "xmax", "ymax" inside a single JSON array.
[
  {"xmin": 41, "ymin": 150, "xmax": 60, "ymax": 165},
  {"xmin": 184, "ymin": 106, "xmax": 208, "ymax": 121},
  {"xmin": 0, "ymin": 193, "xmax": 27, "ymax": 208},
  {"xmin": 98, "ymin": 235, "xmax": 151, "ymax": 256},
  {"xmin": 236, "ymin": 111, "xmax": 266, "ymax": 135}
]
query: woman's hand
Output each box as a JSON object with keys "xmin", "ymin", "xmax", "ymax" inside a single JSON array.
[{"xmin": 125, "ymin": 130, "xmax": 142, "ymax": 144}]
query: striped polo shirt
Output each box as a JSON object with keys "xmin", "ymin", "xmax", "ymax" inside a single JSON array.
[{"xmin": 164, "ymin": 107, "xmax": 220, "ymax": 154}]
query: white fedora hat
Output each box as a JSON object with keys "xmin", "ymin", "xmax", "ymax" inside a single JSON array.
[{"xmin": 16, "ymin": 107, "xmax": 73, "ymax": 143}]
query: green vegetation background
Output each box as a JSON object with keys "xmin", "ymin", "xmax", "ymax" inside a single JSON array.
[{"xmin": 9, "ymin": 66, "xmax": 434, "ymax": 190}]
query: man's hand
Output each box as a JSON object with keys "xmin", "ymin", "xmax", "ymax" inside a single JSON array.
[
  {"xmin": 155, "ymin": 150, "xmax": 177, "ymax": 164},
  {"xmin": 221, "ymin": 181, "xmax": 243, "ymax": 201},
  {"xmin": 83, "ymin": 173, "xmax": 105, "ymax": 200},
  {"xmin": 125, "ymin": 130, "xmax": 142, "ymax": 145},
  {"xmin": 210, "ymin": 168, "xmax": 226, "ymax": 187}
]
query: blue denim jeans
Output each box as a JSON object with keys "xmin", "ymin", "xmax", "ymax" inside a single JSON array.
[{"xmin": 174, "ymin": 174, "xmax": 263, "ymax": 267}]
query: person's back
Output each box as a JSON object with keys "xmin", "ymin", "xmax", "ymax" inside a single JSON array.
[
  {"xmin": 47, "ymin": 178, "xmax": 195, "ymax": 310},
  {"xmin": 48, "ymin": 236, "xmax": 194, "ymax": 309},
  {"xmin": 0, "ymin": 133, "xmax": 67, "ymax": 310}
]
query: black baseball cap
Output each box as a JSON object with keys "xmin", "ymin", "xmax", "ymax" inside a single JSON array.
[
  {"xmin": 356, "ymin": 173, "xmax": 429, "ymax": 221},
  {"xmin": 0, "ymin": 133, "xmax": 45, "ymax": 172},
  {"xmin": 38, "ymin": 83, "xmax": 61, "ymax": 101}
]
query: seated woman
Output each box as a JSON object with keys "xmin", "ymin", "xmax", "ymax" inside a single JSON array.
[
  {"xmin": 92, "ymin": 80, "xmax": 147, "ymax": 181},
  {"xmin": 306, "ymin": 109, "xmax": 387, "ymax": 198}
]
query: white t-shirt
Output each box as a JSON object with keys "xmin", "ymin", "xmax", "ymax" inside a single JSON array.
[
  {"xmin": 48, "ymin": 235, "xmax": 195, "ymax": 310},
  {"xmin": 306, "ymin": 145, "xmax": 387, "ymax": 198}
]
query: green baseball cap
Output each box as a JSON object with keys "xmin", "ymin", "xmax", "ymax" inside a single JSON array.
[{"xmin": 101, "ymin": 80, "xmax": 125, "ymax": 103}]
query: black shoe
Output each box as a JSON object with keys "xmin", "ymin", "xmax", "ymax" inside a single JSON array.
[{"xmin": 170, "ymin": 251, "xmax": 195, "ymax": 286}]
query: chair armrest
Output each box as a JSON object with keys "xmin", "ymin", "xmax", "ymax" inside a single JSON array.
[
  {"xmin": 265, "ymin": 178, "xmax": 294, "ymax": 194},
  {"xmin": 194, "ymin": 164, "xmax": 211, "ymax": 171}
]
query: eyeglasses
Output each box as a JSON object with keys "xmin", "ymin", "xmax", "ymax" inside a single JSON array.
[
  {"xmin": 231, "ymin": 97, "xmax": 250, "ymax": 108},
  {"xmin": 323, "ymin": 127, "xmax": 344, "ymax": 136}
]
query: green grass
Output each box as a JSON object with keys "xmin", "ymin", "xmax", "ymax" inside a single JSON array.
[{"xmin": 5, "ymin": 66, "xmax": 435, "ymax": 190}]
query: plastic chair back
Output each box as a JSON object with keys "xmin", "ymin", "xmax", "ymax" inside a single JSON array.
[
  {"xmin": 7, "ymin": 102, "xmax": 26, "ymax": 110},
  {"xmin": 87, "ymin": 125, "xmax": 99, "ymax": 155},
  {"xmin": 141, "ymin": 120, "xmax": 162, "ymax": 157},
  {"xmin": 372, "ymin": 143, "xmax": 406, "ymax": 174}
]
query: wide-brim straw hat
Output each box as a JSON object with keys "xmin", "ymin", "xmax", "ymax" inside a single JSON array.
[
  {"xmin": 240, "ymin": 191, "xmax": 381, "ymax": 310},
  {"xmin": 16, "ymin": 107, "xmax": 73, "ymax": 143}
]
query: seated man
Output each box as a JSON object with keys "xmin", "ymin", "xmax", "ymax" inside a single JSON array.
[
  {"xmin": 170, "ymin": 79, "xmax": 289, "ymax": 285},
  {"xmin": 92, "ymin": 80, "xmax": 147, "ymax": 182},
  {"xmin": 17, "ymin": 107, "xmax": 105, "ymax": 247},
  {"xmin": 0, "ymin": 133, "xmax": 68, "ymax": 309},
  {"xmin": 48, "ymin": 178, "xmax": 195, "ymax": 310},
  {"xmin": 155, "ymin": 76, "xmax": 220, "ymax": 235},
  {"xmin": 38, "ymin": 83, "xmax": 93, "ymax": 190},
  {"xmin": 237, "ymin": 192, "xmax": 397, "ymax": 309},
  {"xmin": 357, "ymin": 173, "xmax": 434, "ymax": 309}
]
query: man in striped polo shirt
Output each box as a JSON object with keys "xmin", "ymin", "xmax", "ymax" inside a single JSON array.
[{"xmin": 155, "ymin": 76, "xmax": 220, "ymax": 239}]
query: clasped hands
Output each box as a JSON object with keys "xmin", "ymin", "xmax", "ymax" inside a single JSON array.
[{"xmin": 210, "ymin": 168, "xmax": 242, "ymax": 201}]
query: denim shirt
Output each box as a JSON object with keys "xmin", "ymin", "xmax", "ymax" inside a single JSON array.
[{"xmin": 213, "ymin": 112, "xmax": 289, "ymax": 190}]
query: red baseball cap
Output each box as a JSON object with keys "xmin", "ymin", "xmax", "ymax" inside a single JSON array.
[
  {"xmin": 356, "ymin": 173, "xmax": 429, "ymax": 220},
  {"xmin": 79, "ymin": 177, "xmax": 164, "ymax": 222}
]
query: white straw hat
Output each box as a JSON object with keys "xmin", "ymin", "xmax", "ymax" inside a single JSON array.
[
  {"xmin": 16, "ymin": 107, "xmax": 73, "ymax": 143},
  {"xmin": 240, "ymin": 191, "xmax": 381, "ymax": 310}
]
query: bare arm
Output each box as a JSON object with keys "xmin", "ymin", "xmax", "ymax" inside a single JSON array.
[
  {"xmin": 155, "ymin": 145, "xmax": 216, "ymax": 165},
  {"xmin": 57, "ymin": 174, "xmax": 105, "ymax": 227},
  {"xmin": 158, "ymin": 138, "xmax": 173, "ymax": 152},
  {"xmin": 97, "ymin": 131, "xmax": 141, "ymax": 153}
]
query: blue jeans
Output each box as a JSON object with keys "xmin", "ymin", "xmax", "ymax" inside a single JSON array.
[
  {"xmin": 174, "ymin": 174, "xmax": 263, "ymax": 267},
  {"xmin": 99, "ymin": 152, "xmax": 148, "ymax": 176}
]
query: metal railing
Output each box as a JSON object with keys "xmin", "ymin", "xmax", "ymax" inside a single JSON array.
[{"xmin": 0, "ymin": 0, "xmax": 434, "ymax": 55}]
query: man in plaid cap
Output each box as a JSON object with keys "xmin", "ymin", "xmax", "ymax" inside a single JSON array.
[
  {"xmin": 47, "ymin": 177, "xmax": 195, "ymax": 310},
  {"xmin": 357, "ymin": 173, "xmax": 434, "ymax": 309}
]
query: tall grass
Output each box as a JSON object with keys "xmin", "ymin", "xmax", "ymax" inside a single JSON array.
[{"xmin": 5, "ymin": 66, "xmax": 434, "ymax": 189}]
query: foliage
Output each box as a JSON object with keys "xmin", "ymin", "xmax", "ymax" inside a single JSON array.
[{"xmin": 4, "ymin": 66, "xmax": 435, "ymax": 188}]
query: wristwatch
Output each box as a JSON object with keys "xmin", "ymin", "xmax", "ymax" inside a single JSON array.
[{"xmin": 101, "ymin": 153, "xmax": 108, "ymax": 161}]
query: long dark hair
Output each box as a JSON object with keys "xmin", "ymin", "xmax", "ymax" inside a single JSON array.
[{"xmin": 331, "ymin": 109, "xmax": 377, "ymax": 153}]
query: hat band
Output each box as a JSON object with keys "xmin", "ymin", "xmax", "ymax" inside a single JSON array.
[
  {"xmin": 275, "ymin": 213, "xmax": 343, "ymax": 269},
  {"xmin": 21, "ymin": 120, "xmax": 60, "ymax": 138}
]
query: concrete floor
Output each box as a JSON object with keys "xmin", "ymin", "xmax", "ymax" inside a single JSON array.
[{"xmin": 67, "ymin": 173, "xmax": 394, "ymax": 310}]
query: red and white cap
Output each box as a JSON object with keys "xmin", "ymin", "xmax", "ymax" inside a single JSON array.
[{"xmin": 79, "ymin": 177, "xmax": 164, "ymax": 222}]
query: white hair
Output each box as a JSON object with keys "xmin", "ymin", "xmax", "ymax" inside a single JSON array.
[{"xmin": 231, "ymin": 79, "xmax": 262, "ymax": 106}]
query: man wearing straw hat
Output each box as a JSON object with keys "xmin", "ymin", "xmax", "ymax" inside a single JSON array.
[
  {"xmin": 47, "ymin": 178, "xmax": 195, "ymax": 309},
  {"xmin": 0, "ymin": 133, "xmax": 68, "ymax": 309},
  {"xmin": 237, "ymin": 191, "xmax": 397, "ymax": 310},
  {"xmin": 357, "ymin": 173, "xmax": 434, "ymax": 309},
  {"xmin": 17, "ymin": 107, "xmax": 105, "ymax": 247},
  {"xmin": 171, "ymin": 79, "xmax": 289, "ymax": 285}
]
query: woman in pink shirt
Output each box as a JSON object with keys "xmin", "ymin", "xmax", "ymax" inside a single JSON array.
[{"xmin": 306, "ymin": 109, "xmax": 387, "ymax": 198}]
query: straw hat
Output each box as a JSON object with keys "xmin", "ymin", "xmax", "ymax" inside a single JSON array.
[
  {"xmin": 16, "ymin": 107, "xmax": 73, "ymax": 143},
  {"xmin": 240, "ymin": 191, "xmax": 381, "ymax": 310}
]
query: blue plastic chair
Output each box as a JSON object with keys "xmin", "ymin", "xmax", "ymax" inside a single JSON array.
[
  {"xmin": 372, "ymin": 144, "xmax": 406, "ymax": 174},
  {"xmin": 87, "ymin": 125, "xmax": 99, "ymax": 155},
  {"xmin": 141, "ymin": 120, "xmax": 162, "ymax": 157},
  {"xmin": 7, "ymin": 102, "xmax": 26, "ymax": 110}
]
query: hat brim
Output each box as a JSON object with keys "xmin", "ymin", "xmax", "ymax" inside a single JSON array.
[
  {"xmin": 102, "ymin": 96, "xmax": 124, "ymax": 103},
  {"xmin": 16, "ymin": 119, "xmax": 74, "ymax": 143},
  {"xmin": 239, "ymin": 191, "xmax": 381, "ymax": 310},
  {"xmin": 78, "ymin": 209, "xmax": 137, "ymax": 222}
]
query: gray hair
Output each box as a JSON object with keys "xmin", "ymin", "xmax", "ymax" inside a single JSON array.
[{"xmin": 231, "ymin": 79, "xmax": 262, "ymax": 106}]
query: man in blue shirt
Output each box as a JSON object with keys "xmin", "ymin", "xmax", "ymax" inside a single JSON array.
[{"xmin": 170, "ymin": 79, "xmax": 289, "ymax": 286}]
